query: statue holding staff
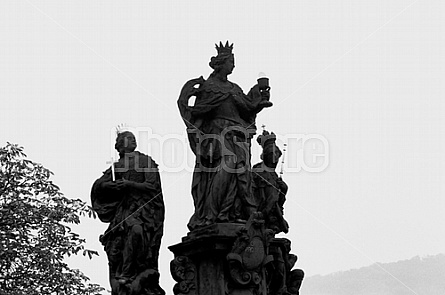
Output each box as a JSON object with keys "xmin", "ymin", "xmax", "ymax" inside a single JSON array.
[{"xmin": 91, "ymin": 130, "xmax": 165, "ymax": 295}]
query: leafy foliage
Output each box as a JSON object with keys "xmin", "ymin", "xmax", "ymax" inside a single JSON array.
[{"xmin": 0, "ymin": 143, "xmax": 104, "ymax": 295}]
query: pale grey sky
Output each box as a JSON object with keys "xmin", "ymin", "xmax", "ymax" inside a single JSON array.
[{"xmin": 1, "ymin": 1, "xmax": 444, "ymax": 293}]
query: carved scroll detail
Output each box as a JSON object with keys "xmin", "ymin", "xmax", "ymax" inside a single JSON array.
[
  {"xmin": 226, "ymin": 213, "xmax": 274, "ymax": 294},
  {"xmin": 170, "ymin": 256, "xmax": 197, "ymax": 295}
]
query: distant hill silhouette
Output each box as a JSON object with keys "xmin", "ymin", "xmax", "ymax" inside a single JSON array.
[{"xmin": 301, "ymin": 254, "xmax": 445, "ymax": 295}]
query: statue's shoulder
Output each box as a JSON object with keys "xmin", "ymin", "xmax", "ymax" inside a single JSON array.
[
  {"xmin": 230, "ymin": 81, "xmax": 243, "ymax": 92},
  {"xmin": 201, "ymin": 77, "xmax": 240, "ymax": 95},
  {"xmin": 252, "ymin": 163, "xmax": 278, "ymax": 183},
  {"xmin": 253, "ymin": 162, "xmax": 263, "ymax": 169},
  {"xmin": 201, "ymin": 78, "xmax": 222, "ymax": 93},
  {"xmin": 252, "ymin": 162, "xmax": 265, "ymax": 177},
  {"xmin": 135, "ymin": 151, "xmax": 158, "ymax": 168}
]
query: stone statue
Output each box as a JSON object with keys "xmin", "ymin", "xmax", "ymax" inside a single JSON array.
[
  {"xmin": 253, "ymin": 130, "xmax": 289, "ymax": 234},
  {"xmin": 170, "ymin": 42, "xmax": 304, "ymax": 295},
  {"xmin": 252, "ymin": 130, "xmax": 304, "ymax": 294},
  {"xmin": 91, "ymin": 131, "xmax": 165, "ymax": 295},
  {"xmin": 226, "ymin": 213, "xmax": 275, "ymax": 295},
  {"xmin": 267, "ymin": 238, "xmax": 305, "ymax": 295},
  {"xmin": 178, "ymin": 41, "xmax": 272, "ymax": 230}
]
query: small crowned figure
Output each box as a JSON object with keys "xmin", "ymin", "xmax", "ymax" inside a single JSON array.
[{"xmin": 252, "ymin": 129, "xmax": 289, "ymax": 234}]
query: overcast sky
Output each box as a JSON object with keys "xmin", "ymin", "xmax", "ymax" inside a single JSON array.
[{"xmin": 1, "ymin": 1, "xmax": 444, "ymax": 294}]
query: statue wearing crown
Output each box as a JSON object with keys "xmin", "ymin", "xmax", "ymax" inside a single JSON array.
[
  {"xmin": 178, "ymin": 41, "xmax": 273, "ymax": 230},
  {"xmin": 253, "ymin": 130, "xmax": 289, "ymax": 235},
  {"xmin": 171, "ymin": 43, "xmax": 304, "ymax": 295},
  {"xmin": 252, "ymin": 130, "xmax": 305, "ymax": 295}
]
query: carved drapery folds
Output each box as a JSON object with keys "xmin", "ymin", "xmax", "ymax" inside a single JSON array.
[{"xmin": 171, "ymin": 42, "xmax": 304, "ymax": 295}]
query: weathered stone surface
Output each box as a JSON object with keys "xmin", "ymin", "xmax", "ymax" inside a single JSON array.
[
  {"xmin": 177, "ymin": 41, "xmax": 272, "ymax": 231},
  {"xmin": 172, "ymin": 42, "xmax": 303, "ymax": 295},
  {"xmin": 92, "ymin": 131, "xmax": 165, "ymax": 295},
  {"xmin": 170, "ymin": 220, "xmax": 266, "ymax": 295}
]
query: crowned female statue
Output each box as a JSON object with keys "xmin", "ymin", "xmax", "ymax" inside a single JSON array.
[{"xmin": 178, "ymin": 41, "xmax": 272, "ymax": 230}]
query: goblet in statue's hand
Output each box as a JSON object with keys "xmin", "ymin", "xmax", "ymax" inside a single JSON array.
[
  {"xmin": 251, "ymin": 84, "xmax": 272, "ymax": 110},
  {"xmin": 260, "ymin": 89, "xmax": 270, "ymax": 101},
  {"xmin": 258, "ymin": 90, "xmax": 273, "ymax": 108}
]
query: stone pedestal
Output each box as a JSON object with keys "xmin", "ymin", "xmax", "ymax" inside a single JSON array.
[
  {"xmin": 169, "ymin": 217, "xmax": 304, "ymax": 295},
  {"xmin": 169, "ymin": 221, "xmax": 270, "ymax": 295}
]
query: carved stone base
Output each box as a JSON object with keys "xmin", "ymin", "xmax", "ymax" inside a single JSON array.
[
  {"xmin": 169, "ymin": 217, "xmax": 304, "ymax": 295},
  {"xmin": 169, "ymin": 223, "xmax": 244, "ymax": 295}
]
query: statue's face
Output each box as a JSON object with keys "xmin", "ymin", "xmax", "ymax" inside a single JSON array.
[
  {"xmin": 263, "ymin": 146, "xmax": 281, "ymax": 168},
  {"xmin": 221, "ymin": 56, "xmax": 235, "ymax": 75},
  {"xmin": 119, "ymin": 132, "xmax": 137, "ymax": 153}
]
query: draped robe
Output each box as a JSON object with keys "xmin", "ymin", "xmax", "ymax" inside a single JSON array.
[
  {"xmin": 178, "ymin": 76, "xmax": 266, "ymax": 230},
  {"xmin": 91, "ymin": 151, "xmax": 164, "ymax": 289}
]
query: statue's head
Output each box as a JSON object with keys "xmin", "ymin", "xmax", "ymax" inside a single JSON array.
[
  {"xmin": 115, "ymin": 131, "xmax": 137, "ymax": 155},
  {"xmin": 263, "ymin": 144, "xmax": 282, "ymax": 169},
  {"xmin": 209, "ymin": 41, "xmax": 235, "ymax": 75},
  {"xmin": 257, "ymin": 130, "xmax": 282, "ymax": 169}
]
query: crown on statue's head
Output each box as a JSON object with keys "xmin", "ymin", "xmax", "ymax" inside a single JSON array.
[
  {"xmin": 257, "ymin": 129, "xmax": 277, "ymax": 148},
  {"xmin": 215, "ymin": 41, "xmax": 234, "ymax": 57},
  {"xmin": 115, "ymin": 123, "xmax": 133, "ymax": 136}
]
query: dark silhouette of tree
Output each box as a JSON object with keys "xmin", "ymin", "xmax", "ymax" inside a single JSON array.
[{"xmin": 0, "ymin": 143, "xmax": 104, "ymax": 295}]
